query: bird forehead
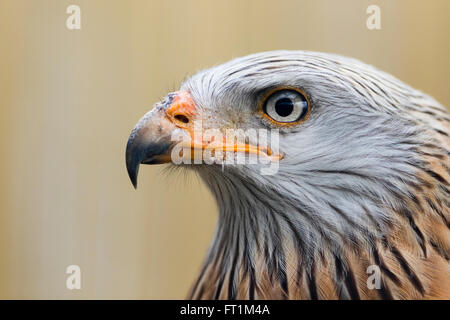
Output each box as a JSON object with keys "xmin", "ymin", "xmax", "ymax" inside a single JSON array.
[{"xmin": 181, "ymin": 51, "xmax": 361, "ymax": 106}]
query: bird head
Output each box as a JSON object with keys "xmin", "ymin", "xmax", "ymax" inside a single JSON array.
[
  {"xmin": 126, "ymin": 51, "xmax": 450, "ymax": 299},
  {"xmin": 126, "ymin": 51, "xmax": 425, "ymax": 231}
]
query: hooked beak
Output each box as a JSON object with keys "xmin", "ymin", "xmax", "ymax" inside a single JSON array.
[
  {"xmin": 126, "ymin": 91, "xmax": 282, "ymax": 188},
  {"xmin": 125, "ymin": 91, "xmax": 193, "ymax": 188}
]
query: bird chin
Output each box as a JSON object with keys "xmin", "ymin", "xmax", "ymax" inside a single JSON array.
[{"xmin": 141, "ymin": 156, "xmax": 171, "ymax": 165}]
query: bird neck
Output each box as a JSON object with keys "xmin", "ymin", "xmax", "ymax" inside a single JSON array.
[{"xmin": 190, "ymin": 166, "xmax": 376, "ymax": 299}]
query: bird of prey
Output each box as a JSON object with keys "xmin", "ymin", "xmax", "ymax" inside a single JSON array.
[{"xmin": 126, "ymin": 51, "xmax": 450, "ymax": 299}]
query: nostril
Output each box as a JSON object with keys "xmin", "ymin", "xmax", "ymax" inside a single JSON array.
[{"xmin": 174, "ymin": 114, "xmax": 189, "ymax": 124}]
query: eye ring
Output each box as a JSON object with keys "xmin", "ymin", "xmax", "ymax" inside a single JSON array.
[{"xmin": 258, "ymin": 86, "xmax": 311, "ymax": 127}]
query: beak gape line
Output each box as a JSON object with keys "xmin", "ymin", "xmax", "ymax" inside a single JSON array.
[
  {"xmin": 169, "ymin": 120, "xmax": 282, "ymax": 175},
  {"xmin": 126, "ymin": 120, "xmax": 283, "ymax": 188}
]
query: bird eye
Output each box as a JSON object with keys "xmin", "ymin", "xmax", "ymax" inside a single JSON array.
[{"xmin": 261, "ymin": 88, "xmax": 310, "ymax": 125}]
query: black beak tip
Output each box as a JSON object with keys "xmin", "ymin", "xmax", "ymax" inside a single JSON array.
[
  {"xmin": 126, "ymin": 138, "xmax": 141, "ymax": 189},
  {"xmin": 129, "ymin": 169, "xmax": 138, "ymax": 189},
  {"xmin": 126, "ymin": 156, "xmax": 139, "ymax": 189}
]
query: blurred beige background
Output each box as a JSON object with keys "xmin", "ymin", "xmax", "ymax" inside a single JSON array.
[{"xmin": 0, "ymin": 0, "xmax": 449, "ymax": 299}]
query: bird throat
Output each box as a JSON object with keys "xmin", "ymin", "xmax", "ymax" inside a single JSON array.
[{"xmin": 189, "ymin": 167, "xmax": 324, "ymax": 299}]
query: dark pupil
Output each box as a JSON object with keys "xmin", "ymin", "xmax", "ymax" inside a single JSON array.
[{"xmin": 274, "ymin": 97, "xmax": 294, "ymax": 117}]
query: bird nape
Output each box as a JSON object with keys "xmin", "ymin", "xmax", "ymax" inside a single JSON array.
[{"xmin": 126, "ymin": 50, "xmax": 450, "ymax": 300}]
